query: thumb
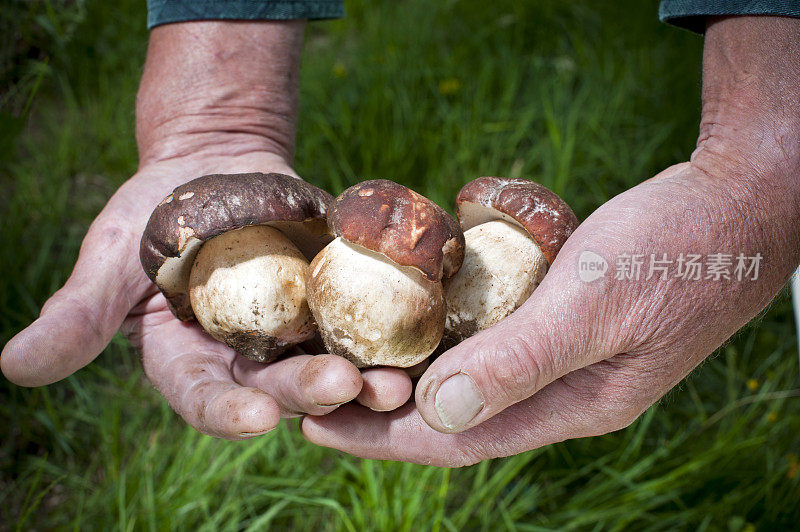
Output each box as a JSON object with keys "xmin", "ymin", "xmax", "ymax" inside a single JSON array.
[
  {"xmin": 1, "ymin": 219, "xmax": 151, "ymax": 386},
  {"xmin": 415, "ymin": 256, "xmax": 615, "ymax": 433}
]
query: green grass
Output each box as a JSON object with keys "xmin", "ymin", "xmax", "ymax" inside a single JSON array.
[{"xmin": 2, "ymin": 0, "xmax": 799, "ymax": 529}]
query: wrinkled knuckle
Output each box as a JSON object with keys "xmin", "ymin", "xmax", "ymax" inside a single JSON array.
[
  {"xmin": 54, "ymin": 293, "xmax": 105, "ymax": 339},
  {"xmin": 190, "ymin": 382, "xmax": 241, "ymax": 436},
  {"xmin": 481, "ymin": 334, "xmax": 550, "ymax": 401},
  {"xmin": 152, "ymin": 352, "xmax": 224, "ymax": 402},
  {"xmin": 87, "ymin": 217, "xmax": 139, "ymax": 251}
]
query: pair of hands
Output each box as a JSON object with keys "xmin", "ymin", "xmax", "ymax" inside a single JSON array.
[{"xmin": 3, "ymin": 17, "xmax": 799, "ymax": 466}]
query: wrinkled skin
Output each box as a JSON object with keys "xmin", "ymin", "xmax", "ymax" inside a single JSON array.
[
  {"xmin": 300, "ymin": 16, "xmax": 800, "ymax": 466},
  {"xmin": 3, "ymin": 16, "xmax": 799, "ymax": 466},
  {"xmin": 0, "ymin": 21, "xmax": 414, "ymax": 438}
]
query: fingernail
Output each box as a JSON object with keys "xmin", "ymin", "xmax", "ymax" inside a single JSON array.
[
  {"xmin": 434, "ymin": 373, "xmax": 484, "ymax": 431},
  {"xmin": 238, "ymin": 429, "xmax": 272, "ymax": 438},
  {"xmin": 314, "ymin": 400, "xmax": 348, "ymax": 408}
]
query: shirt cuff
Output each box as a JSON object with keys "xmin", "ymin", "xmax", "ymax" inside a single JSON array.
[
  {"xmin": 659, "ymin": 0, "xmax": 800, "ymax": 33},
  {"xmin": 147, "ymin": 0, "xmax": 345, "ymax": 29}
]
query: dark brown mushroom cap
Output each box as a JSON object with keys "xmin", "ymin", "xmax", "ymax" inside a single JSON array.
[
  {"xmin": 328, "ymin": 180, "xmax": 465, "ymax": 282},
  {"xmin": 456, "ymin": 177, "xmax": 579, "ymax": 264},
  {"xmin": 140, "ymin": 172, "xmax": 333, "ymax": 320}
]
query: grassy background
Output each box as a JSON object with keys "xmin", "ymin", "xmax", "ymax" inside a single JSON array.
[{"xmin": 2, "ymin": 0, "xmax": 799, "ymax": 529}]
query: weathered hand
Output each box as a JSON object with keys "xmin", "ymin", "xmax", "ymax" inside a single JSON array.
[
  {"xmin": 1, "ymin": 19, "xmax": 413, "ymax": 440},
  {"xmin": 1, "ymin": 151, "xmax": 413, "ymax": 438},
  {"xmin": 302, "ymin": 160, "xmax": 798, "ymax": 464},
  {"xmin": 302, "ymin": 16, "xmax": 800, "ymax": 465}
]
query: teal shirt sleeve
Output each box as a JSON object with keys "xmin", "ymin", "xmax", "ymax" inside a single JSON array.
[
  {"xmin": 659, "ymin": 0, "xmax": 800, "ymax": 33},
  {"xmin": 147, "ymin": 0, "xmax": 344, "ymax": 29}
]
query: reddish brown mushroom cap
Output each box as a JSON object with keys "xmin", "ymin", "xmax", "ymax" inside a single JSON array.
[
  {"xmin": 140, "ymin": 172, "xmax": 333, "ymax": 320},
  {"xmin": 456, "ymin": 177, "xmax": 578, "ymax": 264},
  {"xmin": 327, "ymin": 180, "xmax": 465, "ymax": 282}
]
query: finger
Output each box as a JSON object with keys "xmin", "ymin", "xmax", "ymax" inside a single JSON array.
[
  {"xmin": 404, "ymin": 359, "xmax": 429, "ymax": 379},
  {"xmin": 356, "ymin": 367, "xmax": 413, "ymax": 411},
  {"xmin": 303, "ymin": 383, "xmax": 577, "ymax": 467},
  {"xmin": 304, "ymin": 360, "xmax": 648, "ymax": 467},
  {"xmin": 1, "ymin": 218, "xmax": 152, "ymax": 386},
  {"xmin": 415, "ymin": 248, "xmax": 619, "ymax": 434},
  {"xmin": 232, "ymin": 354, "xmax": 363, "ymax": 416},
  {"xmin": 129, "ymin": 298, "xmax": 281, "ymax": 439}
]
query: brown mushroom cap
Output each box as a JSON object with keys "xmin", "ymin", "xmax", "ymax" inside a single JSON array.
[
  {"xmin": 456, "ymin": 177, "xmax": 579, "ymax": 264},
  {"xmin": 327, "ymin": 180, "xmax": 465, "ymax": 282},
  {"xmin": 140, "ymin": 172, "xmax": 333, "ymax": 320}
]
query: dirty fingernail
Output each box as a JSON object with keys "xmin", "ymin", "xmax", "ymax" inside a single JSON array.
[
  {"xmin": 434, "ymin": 373, "xmax": 484, "ymax": 431},
  {"xmin": 238, "ymin": 429, "xmax": 273, "ymax": 438}
]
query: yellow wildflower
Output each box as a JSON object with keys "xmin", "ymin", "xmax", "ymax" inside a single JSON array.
[
  {"xmin": 332, "ymin": 61, "xmax": 347, "ymax": 78},
  {"xmin": 438, "ymin": 78, "xmax": 462, "ymax": 96}
]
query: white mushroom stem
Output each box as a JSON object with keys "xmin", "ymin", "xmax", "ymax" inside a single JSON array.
[
  {"xmin": 443, "ymin": 219, "xmax": 547, "ymax": 344},
  {"xmin": 188, "ymin": 225, "xmax": 315, "ymax": 361},
  {"xmin": 307, "ymin": 237, "xmax": 445, "ymax": 368}
]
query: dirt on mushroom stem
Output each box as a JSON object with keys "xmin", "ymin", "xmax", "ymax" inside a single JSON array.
[
  {"xmin": 139, "ymin": 173, "xmax": 334, "ymax": 360},
  {"xmin": 189, "ymin": 225, "xmax": 316, "ymax": 363}
]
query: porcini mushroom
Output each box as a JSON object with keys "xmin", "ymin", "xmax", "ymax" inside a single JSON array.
[
  {"xmin": 307, "ymin": 180, "xmax": 465, "ymax": 368},
  {"xmin": 442, "ymin": 177, "xmax": 578, "ymax": 347},
  {"xmin": 139, "ymin": 173, "xmax": 333, "ymax": 362}
]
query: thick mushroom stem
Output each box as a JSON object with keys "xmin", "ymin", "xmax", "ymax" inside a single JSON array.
[
  {"xmin": 188, "ymin": 225, "xmax": 316, "ymax": 363},
  {"xmin": 442, "ymin": 219, "xmax": 547, "ymax": 347},
  {"xmin": 307, "ymin": 237, "xmax": 445, "ymax": 368}
]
